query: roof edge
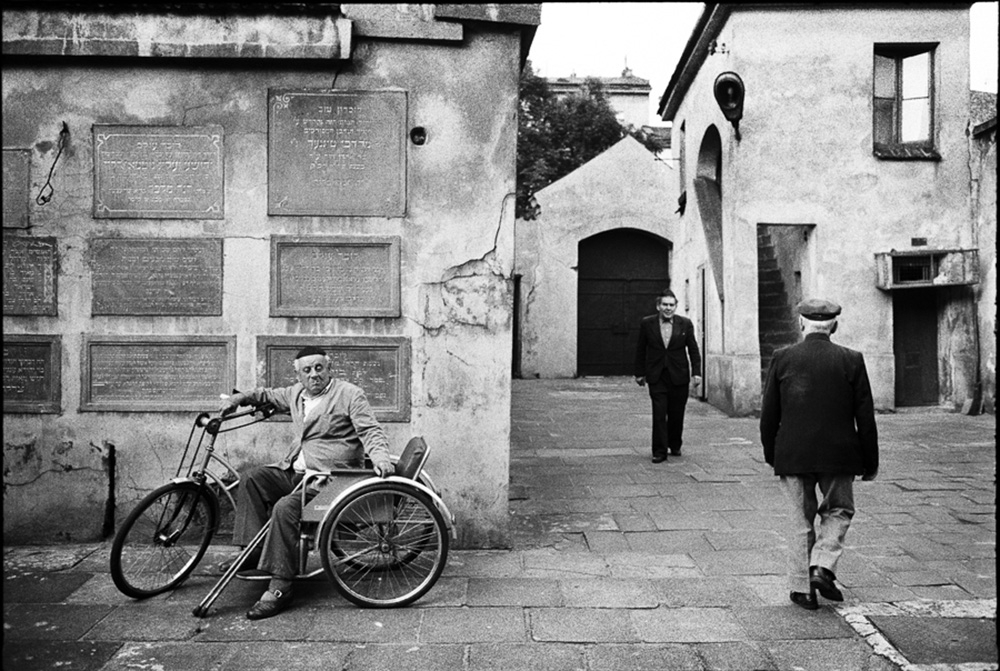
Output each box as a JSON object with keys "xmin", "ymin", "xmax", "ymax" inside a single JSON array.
[{"xmin": 657, "ymin": 4, "xmax": 730, "ymax": 121}]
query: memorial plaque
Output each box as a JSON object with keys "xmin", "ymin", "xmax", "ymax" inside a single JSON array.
[
  {"xmin": 3, "ymin": 236, "xmax": 58, "ymax": 316},
  {"xmin": 3, "ymin": 335, "xmax": 61, "ymax": 413},
  {"xmin": 271, "ymin": 236, "xmax": 400, "ymax": 317},
  {"xmin": 268, "ymin": 89, "xmax": 406, "ymax": 216},
  {"xmin": 3, "ymin": 149, "xmax": 31, "ymax": 228},
  {"xmin": 257, "ymin": 336, "xmax": 410, "ymax": 422},
  {"xmin": 91, "ymin": 238, "xmax": 223, "ymax": 315},
  {"xmin": 81, "ymin": 336, "xmax": 235, "ymax": 412},
  {"xmin": 93, "ymin": 125, "xmax": 224, "ymax": 219}
]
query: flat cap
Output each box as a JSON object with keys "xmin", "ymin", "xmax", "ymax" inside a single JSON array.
[
  {"xmin": 294, "ymin": 345, "xmax": 327, "ymax": 359},
  {"xmin": 797, "ymin": 298, "xmax": 841, "ymax": 320}
]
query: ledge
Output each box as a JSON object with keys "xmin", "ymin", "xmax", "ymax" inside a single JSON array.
[
  {"xmin": 1, "ymin": 9, "xmax": 352, "ymax": 59},
  {"xmin": 872, "ymin": 144, "xmax": 942, "ymax": 161}
]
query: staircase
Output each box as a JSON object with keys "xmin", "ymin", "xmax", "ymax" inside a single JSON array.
[{"xmin": 757, "ymin": 230, "xmax": 799, "ymax": 388}]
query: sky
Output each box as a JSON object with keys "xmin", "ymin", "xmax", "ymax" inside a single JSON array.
[{"xmin": 527, "ymin": 2, "xmax": 1000, "ymax": 127}]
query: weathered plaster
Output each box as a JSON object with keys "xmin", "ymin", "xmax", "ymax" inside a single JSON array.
[
  {"xmin": 3, "ymin": 13, "xmax": 525, "ymax": 546},
  {"xmin": 666, "ymin": 6, "xmax": 976, "ymax": 414}
]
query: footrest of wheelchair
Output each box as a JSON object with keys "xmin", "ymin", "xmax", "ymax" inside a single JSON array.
[{"xmin": 234, "ymin": 569, "xmax": 270, "ymax": 581}]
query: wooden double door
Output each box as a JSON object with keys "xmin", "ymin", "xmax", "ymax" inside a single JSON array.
[{"xmin": 577, "ymin": 230, "xmax": 671, "ymax": 376}]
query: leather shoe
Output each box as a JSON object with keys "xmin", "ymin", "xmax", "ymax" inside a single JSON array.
[
  {"xmin": 789, "ymin": 590, "xmax": 818, "ymax": 610},
  {"xmin": 810, "ymin": 566, "xmax": 844, "ymax": 602},
  {"xmin": 246, "ymin": 588, "xmax": 293, "ymax": 620},
  {"xmin": 651, "ymin": 454, "xmax": 668, "ymax": 463},
  {"xmin": 670, "ymin": 448, "xmax": 682, "ymax": 456}
]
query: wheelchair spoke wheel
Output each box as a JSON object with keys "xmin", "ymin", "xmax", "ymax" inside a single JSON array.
[
  {"xmin": 319, "ymin": 482, "xmax": 448, "ymax": 608},
  {"xmin": 110, "ymin": 482, "xmax": 217, "ymax": 599}
]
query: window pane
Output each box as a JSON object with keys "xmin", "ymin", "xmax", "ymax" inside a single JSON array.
[
  {"xmin": 902, "ymin": 52, "xmax": 929, "ymax": 99},
  {"xmin": 874, "ymin": 97, "xmax": 896, "ymax": 143},
  {"xmin": 874, "ymin": 54, "xmax": 897, "ymax": 98},
  {"xmin": 901, "ymin": 97, "xmax": 930, "ymax": 142}
]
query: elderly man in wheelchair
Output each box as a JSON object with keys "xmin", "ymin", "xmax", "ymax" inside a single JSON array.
[{"xmin": 218, "ymin": 345, "xmax": 395, "ymax": 620}]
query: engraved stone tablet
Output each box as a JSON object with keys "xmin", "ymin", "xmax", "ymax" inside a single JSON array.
[
  {"xmin": 268, "ymin": 89, "xmax": 406, "ymax": 216},
  {"xmin": 257, "ymin": 336, "xmax": 410, "ymax": 421},
  {"xmin": 3, "ymin": 335, "xmax": 61, "ymax": 413},
  {"xmin": 91, "ymin": 238, "xmax": 223, "ymax": 315},
  {"xmin": 270, "ymin": 236, "xmax": 400, "ymax": 317},
  {"xmin": 3, "ymin": 149, "xmax": 31, "ymax": 228},
  {"xmin": 3, "ymin": 236, "xmax": 58, "ymax": 316},
  {"xmin": 81, "ymin": 336, "xmax": 235, "ymax": 412},
  {"xmin": 93, "ymin": 125, "xmax": 224, "ymax": 219}
]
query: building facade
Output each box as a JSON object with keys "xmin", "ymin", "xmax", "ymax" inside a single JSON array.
[
  {"xmin": 2, "ymin": 3, "xmax": 539, "ymax": 545},
  {"xmin": 515, "ymin": 136, "xmax": 678, "ymax": 378},
  {"xmin": 547, "ymin": 67, "xmax": 653, "ymax": 129},
  {"xmin": 657, "ymin": 3, "xmax": 989, "ymax": 416}
]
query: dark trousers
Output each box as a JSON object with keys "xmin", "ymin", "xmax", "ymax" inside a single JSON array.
[
  {"xmin": 648, "ymin": 376, "xmax": 690, "ymax": 456},
  {"xmin": 233, "ymin": 465, "xmax": 311, "ymax": 580}
]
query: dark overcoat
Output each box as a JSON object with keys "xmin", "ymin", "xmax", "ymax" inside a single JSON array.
[
  {"xmin": 760, "ymin": 333, "xmax": 879, "ymax": 476},
  {"xmin": 633, "ymin": 314, "xmax": 702, "ymax": 386}
]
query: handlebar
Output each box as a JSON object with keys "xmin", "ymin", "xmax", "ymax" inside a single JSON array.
[{"xmin": 195, "ymin": 390, "xmax": 280, "ymax": 433}]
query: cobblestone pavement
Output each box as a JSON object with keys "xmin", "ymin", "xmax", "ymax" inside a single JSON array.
[{"xmin": 3, "ymin": 377, "xmax": 996, "ymax": 670}]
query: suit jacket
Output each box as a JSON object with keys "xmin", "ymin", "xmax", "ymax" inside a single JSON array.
[
  {"xmin": 633, "ymin": 314, "xmax": 702, "ymax": 386},
  {"xmin": 244, "ymin": 379, "xmax": 390, "ymax": 470},
  {"xmin": 759, "ymin": 333, "xmax": 879, "ymax": 476}
]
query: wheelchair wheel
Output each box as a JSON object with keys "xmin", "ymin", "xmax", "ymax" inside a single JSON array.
[
  {"xmin": 319, "ymin": 481, "xmax": 448, "ymax": 608},
  {"xmin": 110, "ymin": 482, "xmax": 218, "ymax": 599}
]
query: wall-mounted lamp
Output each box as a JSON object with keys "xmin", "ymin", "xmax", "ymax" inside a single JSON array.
[
  {"xmin": 713, "ymin": 72, "xmax": 744, "ymax": 141},
  {"xmin": 410, "ymin": 126, "xmax": 427, "ymax": 145}
]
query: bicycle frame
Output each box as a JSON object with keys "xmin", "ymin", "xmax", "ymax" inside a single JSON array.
[{"xmin": 172, "ymin": 404, "xmax": 278, "ymax": 509}]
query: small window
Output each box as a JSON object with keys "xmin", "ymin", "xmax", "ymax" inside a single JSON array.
[{"xmin": 873, "ymin": 44, "xmax": 939, "ymax": 160}]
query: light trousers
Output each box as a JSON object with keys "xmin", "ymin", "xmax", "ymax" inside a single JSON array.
[{"xmin": 779, "ymin": 474, "xmax": 855, "ymax": 593}]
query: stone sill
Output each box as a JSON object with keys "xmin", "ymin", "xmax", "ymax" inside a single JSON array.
[{"xmin": 872, "ymin": 144, "xmax": 942, "ymax": 161}]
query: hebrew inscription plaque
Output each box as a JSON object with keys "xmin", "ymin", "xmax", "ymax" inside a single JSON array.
[
  {"xmin": 3, "ymin": 335, "xmax": 61, "ymax": 413},
  {"xmin": 257, "ymin": 336, "xmax": 410, "ymax": 422},
  {"xmin": 3, "ymin": 148, "xmax": 31, "ymax": 228},
  {"xmin": 93, "ymin": 125, "xmax": 224, "ymax": 219},
  {"xmin": 91, "ymin": 238, "xmax": 223, "ymax": 315},
  {"xmin": 3, "ymin": 236, "xmax": 58, "ymax": 316},
  {"xmin": 81, "ymin": 336, "xmax": 235, "ymax": 412},
  {"xmin": 270, "ymin": 236, "xmax": 400, "ymax": 317},
  {"xmin": 268, "ymin": 89, "xmax": 406, "ymax": 216}
]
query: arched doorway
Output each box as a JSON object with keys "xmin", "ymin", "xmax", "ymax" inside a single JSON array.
[{"xmin": 577, "ymin": 229, "xmax": 672, "ymax": 375}]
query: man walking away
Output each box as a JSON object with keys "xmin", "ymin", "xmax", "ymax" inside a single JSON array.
[{"xmin": 760, "ymin": 298, "xmax": 879, "ymax": 610}]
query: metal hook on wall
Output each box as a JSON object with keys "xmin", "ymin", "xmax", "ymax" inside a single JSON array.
[{"xmin": 36, "ymin": 122, "xmax": 70, "ymax": 206}]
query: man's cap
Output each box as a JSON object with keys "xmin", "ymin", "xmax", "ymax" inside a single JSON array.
[
  {"xmin": 797, "ymin": 298, "xmax": 842, "ymax": 321},
  {"xmin": 294, "ymin": 345, "xmax": 327, "ymax": 359}
]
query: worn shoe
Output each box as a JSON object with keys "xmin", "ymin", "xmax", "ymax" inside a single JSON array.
[
  {"xmin": 789, "ymin": 590, "xmax": 819, "ymax": 610},
  {"xmin": 246, "ymin": 588, "xmax": 294, "ymax": 620},
  {"xmin": 670, "ymin": 448, "xmax": 682, "ymax": 456},
  {"xmin": 810, "ymin": 566, "xmax": 844, "ymax": 602},
  {"xmin": 651, "ymin": 454, "xmax": 668, "ymax": 464}
]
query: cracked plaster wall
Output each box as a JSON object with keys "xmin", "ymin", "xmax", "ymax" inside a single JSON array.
[{"xmin": 3, "ymin": 25, "xmax": 520, "ymax": 547}]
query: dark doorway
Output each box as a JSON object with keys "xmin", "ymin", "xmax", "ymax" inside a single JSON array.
[
  {"xmin": 893, "ymin": 289, "xmax": 939, "ymax": 406},
  {"xmin": 577, "ymin": 229, "xmax": 671, "ymax": 375}
]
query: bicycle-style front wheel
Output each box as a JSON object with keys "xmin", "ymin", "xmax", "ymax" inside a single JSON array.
[{"xmin": 110, "ymin": 482, "xmax": 218, "ymax": 598}]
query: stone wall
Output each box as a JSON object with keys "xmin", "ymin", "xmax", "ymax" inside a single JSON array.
[{"xmin": 2, "ymin": 4, "xmax": 538, "ymax": 546}]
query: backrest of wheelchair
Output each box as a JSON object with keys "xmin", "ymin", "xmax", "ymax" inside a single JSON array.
[{"xmin": 396, "ymin": 436, "xmax": 429, "ymax": 480}]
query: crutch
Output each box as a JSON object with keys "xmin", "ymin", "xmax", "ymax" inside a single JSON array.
[{"xmin": 192, "ymin": 519, "xmax": 270, "ymax": 617}]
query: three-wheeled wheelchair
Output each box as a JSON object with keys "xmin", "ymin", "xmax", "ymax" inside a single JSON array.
[{"xmin": 109, "ymin": 402, "xmax": 454, "ymax": 616}]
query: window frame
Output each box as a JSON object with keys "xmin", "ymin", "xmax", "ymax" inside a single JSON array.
[{"xmin": 872, "ymin": 42, "xmax": 940, "ymax": 161}]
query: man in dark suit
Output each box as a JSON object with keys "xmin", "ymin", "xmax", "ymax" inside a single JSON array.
[
  {"xmin": 634, "ymin": 289, "xmax": 702, "ymax": 463},
  {"xmin": 760, "ymin": 298, "xmax": 879, "ymax": 611}
]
